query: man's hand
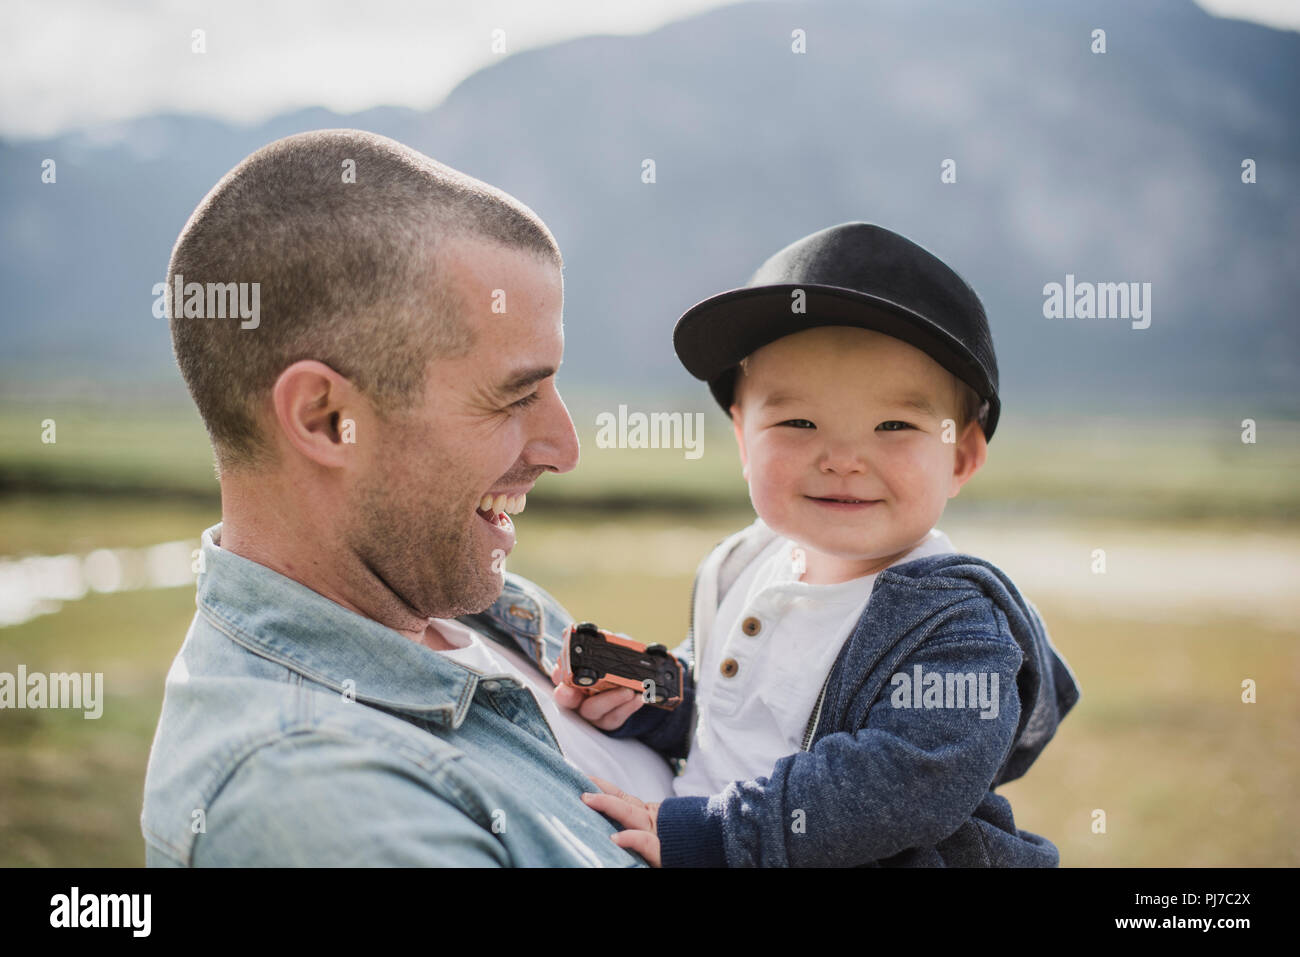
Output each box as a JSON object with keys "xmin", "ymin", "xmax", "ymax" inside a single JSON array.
[
  {"xmin": 581, "ymin": 775, "xmax": 661, "ymax": 867},
  {"xmin": 550, "ymin": 664, "xmax": 646, "ymax": 731}
]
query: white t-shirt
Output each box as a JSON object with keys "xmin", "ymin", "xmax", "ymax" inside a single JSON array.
[
  {"xmin": 430, "ymin": 617, "xmax": 677, "ymax": 802},
  {"xmin": 672, "ymin": 528, "xmax": 955, "ymax": 797}
]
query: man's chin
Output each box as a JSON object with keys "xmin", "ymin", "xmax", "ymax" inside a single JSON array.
[
  {"xmin": 458, "ymin": 570, "xmax": 507, "ymax": 616},
  {"xmin": 415, "ymin": 573, "xmax": 503, "ymax": 620}
]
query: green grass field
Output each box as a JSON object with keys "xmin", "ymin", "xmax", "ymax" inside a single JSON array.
[
  {"xmin": 1, "ymin": 401, "xmax": 1298, "ymax": 866},
  {"xmin": 3, "ymin": 401, "xmax": 1298, "ymax": 519}
]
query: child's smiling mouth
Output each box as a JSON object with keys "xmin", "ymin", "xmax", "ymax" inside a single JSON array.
[{"xmin": 805, "ymin": 495, "xmax": 882, "ymax": 509}]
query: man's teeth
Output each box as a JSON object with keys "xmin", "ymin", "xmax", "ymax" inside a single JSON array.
[{"xmin": 478, "ymin": 493, "xmax": 527, "ymax": 515}]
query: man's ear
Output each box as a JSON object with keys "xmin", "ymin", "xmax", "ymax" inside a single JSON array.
[
  {"xmin": 730, "ymin": 404, "xmax": 750, "ymax": 480},
  {"xmin": 948, "ymin": 419, "xmax": 988, "ymax": 498},
  {"xmin": 269, "ymin": 360, "xmax": 367, "ymax": 469}
]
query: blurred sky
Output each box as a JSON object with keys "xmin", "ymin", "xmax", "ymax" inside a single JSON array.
[{"xmin": 2, "ymin": 0, "xmax": 1298, "ymax": 140}]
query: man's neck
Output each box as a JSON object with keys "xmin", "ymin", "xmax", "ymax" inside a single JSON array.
[{"xmin": 217, "ymin": 481, "xmax": 455, "ymax": 652}]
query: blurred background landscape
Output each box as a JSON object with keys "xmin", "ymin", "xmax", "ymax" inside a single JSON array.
[{"xmin": 2, "ymin": 0, "xmax": 1298, "ymax": 866}]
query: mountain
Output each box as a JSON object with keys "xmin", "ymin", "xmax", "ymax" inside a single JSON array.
[{"xmin": 2, "ymin": 0, "xmax": 1297, "ymax": 416}]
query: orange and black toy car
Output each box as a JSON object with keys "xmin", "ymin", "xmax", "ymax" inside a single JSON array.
[{"xmin": 559, "ymin": 621, "xmax": 684, "ymax": 710}]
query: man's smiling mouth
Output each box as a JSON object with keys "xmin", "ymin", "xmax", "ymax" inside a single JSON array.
[{"xmin": 475, "ymin": 491, "xmax": 528, "ymax": 527}]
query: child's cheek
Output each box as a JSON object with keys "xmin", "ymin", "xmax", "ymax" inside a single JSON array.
[
  {"xmin": 884, "ymin": 444, "xmax": 945, "ymax": 509},
  {"xmin": 750, "ymin": 453, "xmax": 799, "ymax": 527}
]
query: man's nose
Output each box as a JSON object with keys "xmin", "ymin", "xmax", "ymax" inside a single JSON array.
[{"xmin": 529, "ymin": 387, "xmax": 580, "ymax": 475}]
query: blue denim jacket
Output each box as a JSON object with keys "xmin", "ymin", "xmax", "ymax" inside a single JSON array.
[
  {"xmin": 140, "ymin": 524, "xmax": 646, "ymax": 867},
  {"xmin": 608, "ymin": 519, "xmax": 1082, "ymax": 867}
]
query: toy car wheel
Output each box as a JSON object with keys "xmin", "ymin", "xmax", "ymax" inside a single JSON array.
[
  {"xmin": 645, "ymin": 643, "xmax": 668, "ymax": 657},
  {"xmin": 574, "ymin": 667, "xmax": 600, "ymax": 687}
]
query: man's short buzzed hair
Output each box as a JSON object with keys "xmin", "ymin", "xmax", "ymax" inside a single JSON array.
[{"xmin": 166, "ymin": 128, "xmax": 561, "ymax": 472}]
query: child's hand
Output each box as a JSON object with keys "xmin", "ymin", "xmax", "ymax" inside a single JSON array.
[
  {"xmin": 550, "ymin": 664, "xmax": 646, "ymax": 731},
  {"xmin": 582, "ymin": 775, "xmax": 662, "ymax": 867}
]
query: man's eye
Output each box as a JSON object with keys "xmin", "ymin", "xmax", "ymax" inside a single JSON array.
[
  {"xmin": 510, "ymin": 392, "xmax": 541, "ymax": 410},
  {"xmin": 779, "ymin": 419, "xmax": 815, "ymax": 429},
  {"xmin": 877, "ymin": 420, "xmax": 913, "ymax": 431}
]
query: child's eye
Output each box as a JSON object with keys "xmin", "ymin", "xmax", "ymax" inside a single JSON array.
[
  {"xmin": 877, "ymin": 420, "xmax": 913, "ymax": 431},
  {"xmin": 778, "ymin": 419, "xmax": 816, "ymax": 429},
  {"xmin": 509, "ymin": 392, "xmax": 541, "ymax": 411}
]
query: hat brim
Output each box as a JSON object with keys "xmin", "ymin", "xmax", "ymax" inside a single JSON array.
[{"xmin": 672, "ymin": 283, "xmax": 1000, "ymax": 440}]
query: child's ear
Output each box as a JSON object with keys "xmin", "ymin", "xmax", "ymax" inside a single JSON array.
[
  {"xmin": 948, "ymin": 420, "xmax": 988, "ymax": 498},
  {"xmin": 730, "ymin": 404, "xmax": 750, "ymax": 480}
]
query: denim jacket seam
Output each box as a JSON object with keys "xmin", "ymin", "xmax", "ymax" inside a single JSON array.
[
  {"xmin": 190, "ymin": 726, "xmax": 332, "ymax": 866},
  {"xmin": 515, "ymin": 575, "xmax": 566, "ymax": 671},
  {"xmin": 309, "ymin": 698, "xmax": 484, "ymax": 775},
  {"xmin": 290, "ymin": 671, "xmax": 312, "ymax": 730},
  {"xmin": 192, "ymin": 725, "xmax": 477, "ymax": 864},
  {"xmin": 141, "ymin": 822, "xmax": 188, "ymax": 862},
  {"xmin": 452, "ymin": 670, "xmax": 477, "ymax": 723}
]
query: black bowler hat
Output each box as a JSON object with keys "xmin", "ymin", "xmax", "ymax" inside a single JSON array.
[{"xmin": 672, "ymin": 222, "xmax": 1001, "ymax": 441}]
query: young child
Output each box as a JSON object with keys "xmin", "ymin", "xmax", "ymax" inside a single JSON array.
[{"xmin": 553, "ymin": 222, "xmax": 1080, "ymax": 867}]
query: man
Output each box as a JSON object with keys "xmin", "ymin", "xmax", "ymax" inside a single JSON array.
[{"xmin": 141, "ymin": 129, "xmax": 668, "ymax": 866}]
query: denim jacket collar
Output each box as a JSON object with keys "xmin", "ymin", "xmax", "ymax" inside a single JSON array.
[{"xmin": 196, "ymin": 523, "xmax": 537, "ymax": 727}]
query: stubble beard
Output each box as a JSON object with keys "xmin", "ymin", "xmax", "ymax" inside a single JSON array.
[{"xmin": 349, "ymin": 460, "xmax": 503, "ymax": 625}]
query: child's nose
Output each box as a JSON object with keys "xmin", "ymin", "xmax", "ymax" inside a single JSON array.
[{"xmin": 817, "ymin": 440, "xmax": 868, "ymax": 474}]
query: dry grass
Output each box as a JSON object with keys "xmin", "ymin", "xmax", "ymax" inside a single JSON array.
[{"xmin": 1, "ymin": 500, "xmax": 1296, "ymax": 866}]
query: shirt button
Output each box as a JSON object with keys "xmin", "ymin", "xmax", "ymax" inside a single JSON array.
[
  {"xmin": 720, "ymin": 658, "xmax": 739, "ymax": 678},
  {"xmin": 481, "ymin": 680, "xmax": 499, "ymax": 692},
  {"xmin": 741, "ymin": 616, "xmax": 762, "ymax": 636}
]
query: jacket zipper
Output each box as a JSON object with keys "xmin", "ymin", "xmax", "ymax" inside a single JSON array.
[{"xmin": 800, "ymin": 673, "xmax": 830, "ymax": 751}]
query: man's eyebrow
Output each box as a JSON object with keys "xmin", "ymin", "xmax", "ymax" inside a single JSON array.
[
  {"xmin": 496, "ymin": 365, "xmax": 556, "ymax": 397},
  {"xmin": 759, "ymin": 392, "xmax": 801, "ymax": 408}
]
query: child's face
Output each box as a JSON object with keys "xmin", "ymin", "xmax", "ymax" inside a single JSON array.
[{"xmin": 730, "ymin": 326, "xmax": 987, "ymax": 583}]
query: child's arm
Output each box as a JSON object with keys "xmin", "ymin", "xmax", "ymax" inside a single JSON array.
[
  {"xmin": 551, "ymin": 636, "xmax": 697, "ymax": 761},
  {"xmin": 599, "ymin": 650, "xmax": 695, "ymax": 760},
  {"xmin": 651, "ymin": 631, "xmax": 1024, "ymax": 867}
]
